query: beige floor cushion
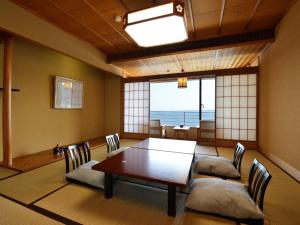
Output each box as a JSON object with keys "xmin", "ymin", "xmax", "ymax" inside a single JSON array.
[
  {"xmin": 194, "ymin": 155, "xmax": 240, "ymax": 178},
  {"xmin": 185, "ymin": 178, "xmax": 263, "ymax": 219},
  {"xmin": 66, "ymin": 160, "xmax": 104, "ymax": 189}
]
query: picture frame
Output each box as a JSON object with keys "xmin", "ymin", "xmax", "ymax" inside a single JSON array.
[{"xmin": 54, "ymin": 76, "xmax": 83, "ymax": 109}]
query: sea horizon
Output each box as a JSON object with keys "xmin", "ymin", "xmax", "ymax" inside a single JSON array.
[{"xmin": 150, "ymin": 110, "xmax": 215, "ymax": 126}]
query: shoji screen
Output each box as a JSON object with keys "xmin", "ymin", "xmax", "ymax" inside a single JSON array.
[
  {"xmin": 216, "ymin": 74, "xmax": 257, "ymax": 141},
  {"xmin": 124, "ymin": 82, "xmax": 150, "ymax": 134}
]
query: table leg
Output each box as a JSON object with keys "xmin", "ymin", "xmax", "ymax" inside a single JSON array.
[
  {"xmin": 104, "ymin": 173, "xmax": 113, "ymax": 199},
  {"xmin": 168, "ymin": 185, "xmax": 176, "ymax": 217}
]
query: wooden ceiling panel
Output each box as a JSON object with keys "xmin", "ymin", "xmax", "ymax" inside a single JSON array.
[
  {"xmin": 191, "ymin": 0, "xmax": 222, "ymax": 15},
  {"xmin": 88, "ymin": 37, "xmax": 118, "ymax": 54},
  {"xmin": 20, "ymin": 0, "xmax": 65, "ymax": 19},
  {"xmin": 70, "ymin": 26, "xmax": 98, "ymax": 42},
  {"xmin": 213, "ymin": 43, "xmax": 266, "ymax": 69},
  {"xmin": 89, "ymin": 2, "xmax": 137, "ymax": 49},
  {"xmin": 87, "ymin": 0, "xmax": 127, "ymax": 13},
  {"xmin": 67, "ymin": 2, "xmax": 136, "ymax": 51},
  {"xmin": 115, "ymin": 60, "xmax": 155, "ymax": 76},
  {"xmin": 177, "ymin": 50, "xmax": 216, "ymax": 72},
  {"xmin": 121, "ymin": 0, "xmax": 169, "ymax": 11},
  {"xmin": 141, "ymin": 56, "xmax": 182, "ymax": 75},
  {"xmin": 225, "ymin": 0, "xmax": 256, "ymax": 8},
  {"xmin": 114, "ymin": 42, "xmax": 267, "ymax": 77},
  {"xmin": 247, "ymin": 0, "xmax": 296, "ymax": 31},
  {"xmin": 66, "ymin": 6, "xmax": 100, "ymax": 25},
  {"xmin": 49, "ymin": 0, "xmax": 86, "ymax": 12},
  {"xmin": 221, "ymin": 2, "xmax": 256, "ymax": 34},
  {"xmin": 194, "ymin": 11, "xmax": 219, "ymax": 39},
  {"xmin": 88, "ymin": 22, "xmax": 131, "ymax": 52},
  {"xmin": 50, "ymin": 14, "xmax": 83, "ymax": 32}
]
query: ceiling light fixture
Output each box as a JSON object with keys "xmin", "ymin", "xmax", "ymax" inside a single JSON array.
[{"xmin": 123, "ymin": 1, "xmax": 188, "ymax": 47}]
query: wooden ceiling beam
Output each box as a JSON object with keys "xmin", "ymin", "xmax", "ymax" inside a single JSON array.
[
  {"xmin": 244, "ymin": 0, "xmax": 263, "ymax": 30},
  {"xmin": 186, "ymin": 0, "xmax": 196, "ymax": 39},
  {"xmin": 218, "ymin": 0, "xmax": 227, "ymax": 34},
  {"xmin": 0, "ymin": 31, "xmax": 13, "ymax": 42},
  {"xmin": 123, "ymin": 67, "xmax": 259, "ymax": 82},
  {"xmin": 107, "ymin": 29, "xmax": 275, "ymax": 63}
]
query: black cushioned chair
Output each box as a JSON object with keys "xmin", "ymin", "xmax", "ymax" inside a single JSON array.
[{"xmin": 63, "ymin": 141, "xmax": 104, "ymax": 189}]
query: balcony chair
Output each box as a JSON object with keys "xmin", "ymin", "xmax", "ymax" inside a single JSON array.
[
  {"xmin": 149, "ymin": 119, "xmax": 167, "ymax": 138},
  {"xmin": 63, "ymin": 141, "xmax": 104, "ymax": 189},
  {"xmin": 194, "ymin": 142, "xmax": 246, "ymax": 179},
  {"xmin": 186, "ymin": 159, "xmax": 272, "ymax": 225}
]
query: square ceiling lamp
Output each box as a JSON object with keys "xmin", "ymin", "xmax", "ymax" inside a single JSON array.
[{"xmin": 123, "ymin": 1, "xmax": 188, "ymax": 47}]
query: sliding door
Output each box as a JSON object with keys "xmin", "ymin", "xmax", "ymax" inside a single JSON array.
[
  {"xmin": 123, "ymin": 82, "xmax": 150, "ymax": 137},
  {"xmin": 216, "ymin": 74, "xmax": 257, "ymax": 142}
]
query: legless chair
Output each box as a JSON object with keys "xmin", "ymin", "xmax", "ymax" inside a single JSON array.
[
  {"xmin": 194, "ymin": 143, "xmax": 246, "ymax": 179},
  {"xmin": 186, "ymin": 159, "xmax": 272, "ymax": 225},
  {"xmin": 150, "ymin": 119, "xmax": 167, "ymax": 138},
  {"xmin": 63, "ymin": 141, "xmax": 104, "ymax": 189}
]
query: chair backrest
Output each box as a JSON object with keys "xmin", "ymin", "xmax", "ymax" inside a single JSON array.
[
  {"xmin": 63, "ymin": 141, "xmax": 91, "ymax": 173},
  {"xmin": 106, "ymin": 134, "xmax": 118, "ymax": 153},
  {"xmin": 113, "ymin": 133, "xmax": 120, "ymax": 149},
  {"xmin": 248, "ymin": 159, "xmax": 272, "ymax": 211},
  {"xmin": 150, "ymin": 119, "xmax": 162, "ymax": 137},
  {"xmin": 232, "ymin": 142, "xmax": 246, "ymax": 174}
]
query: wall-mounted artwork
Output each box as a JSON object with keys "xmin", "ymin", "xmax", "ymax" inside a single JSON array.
[{"xmin": 54, "ymin": 76, "xmax": 83, "ymax": 109}]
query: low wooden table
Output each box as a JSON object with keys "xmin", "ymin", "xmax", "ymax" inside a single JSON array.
[
  {"xmin": 92, "ymin": 146, "xmax": 194, "ymax": 217},
  {"xmin": 173, "ymin": 126, "xmax": 190, "ymax": 139}
]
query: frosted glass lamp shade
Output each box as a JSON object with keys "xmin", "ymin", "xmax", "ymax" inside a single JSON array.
[{"xmin": 123, "ymin": 1, "xmax": 188, "ymax": 47}]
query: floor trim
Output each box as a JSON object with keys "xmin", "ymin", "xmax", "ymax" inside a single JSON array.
[{"xmin": 259, "ymin": 151, "xmax": 300, "ymax": 183}]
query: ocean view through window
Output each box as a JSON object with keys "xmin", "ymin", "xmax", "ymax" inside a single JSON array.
[{"xmin": 150, "ymin": 79, "xmax": 215, "ymax": 127}]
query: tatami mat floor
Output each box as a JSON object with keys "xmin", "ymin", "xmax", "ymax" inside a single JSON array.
[
  {"xmin": 0, "ymin": 167, "xmax": 19, "ymax": 180},
  {"xmin": 0, "ymin": 196, "xmax": 62, "ymax": 225},
  {"xmin": 0, "ymin": 139, "xmax": 299, "ymax": 225}
]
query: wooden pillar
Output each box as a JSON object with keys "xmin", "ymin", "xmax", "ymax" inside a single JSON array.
[{"xmin": 3, "ymin": 38, "xmax": 12, "ymax": 167}]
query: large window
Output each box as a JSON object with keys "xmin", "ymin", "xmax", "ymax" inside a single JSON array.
[{"xmin": 150, "ymin": 79, "xmax": 200, "ymax": 126}]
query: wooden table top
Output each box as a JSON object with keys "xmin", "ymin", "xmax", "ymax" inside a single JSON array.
[
  {"xmin": 92, "ymin": 147, "xmax": 193, "ymax": 187},
  {"xmin": 132, "ymin": 138, "xmax": 196, "ymax": 155}
]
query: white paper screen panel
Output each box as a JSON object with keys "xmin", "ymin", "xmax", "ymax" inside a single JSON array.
[
  {"xmin": 124, "ymin": 82, "xmax": 150, "ymax": 134},
  {"xmin": 216, "ymin": 74, "xmax": 257, "ymax": 141}
]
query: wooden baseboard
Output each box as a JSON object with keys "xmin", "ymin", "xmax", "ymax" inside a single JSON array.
[
  {"xmin": 262, "ymin": 152, "xmax": 300, "ymax": 182},
  {"xmin": 216, "ymin": 139, "xmax": 257, "ymax": 149}
]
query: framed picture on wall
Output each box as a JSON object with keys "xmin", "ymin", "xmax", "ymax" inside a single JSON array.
[{"xmin": 54, "ymin": 76, "xmax": 83, "ymax": 109}]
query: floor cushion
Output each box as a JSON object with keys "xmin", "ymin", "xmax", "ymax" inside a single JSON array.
[
  {"xmin": 194, "ymin": 155, "xmax": 240, "ymax": 178},
  {"xmin": 66, "ymin": 160, "xmax": 104, "ymax": 189},
  {"xmin": 185, "ymin": 178, "xmax": 263, "ymax": 219}
]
